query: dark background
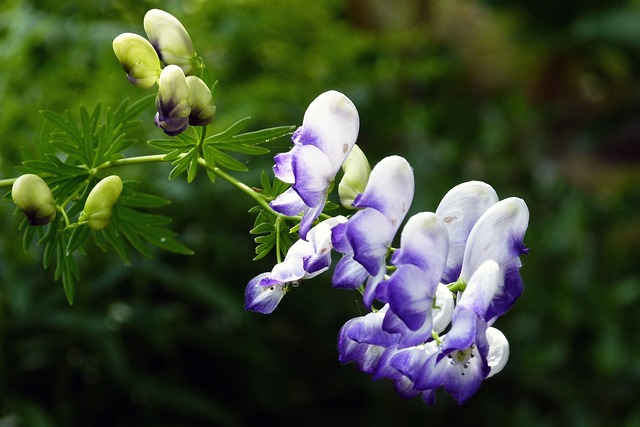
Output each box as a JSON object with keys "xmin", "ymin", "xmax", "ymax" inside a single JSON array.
[{"xmin": 1, "ymin": 0, "xmax": 639, "ymax": 425}]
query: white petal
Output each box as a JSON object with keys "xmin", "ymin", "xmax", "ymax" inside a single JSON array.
[
  {"xmin": 486, "ymin": 327, "xmax": 509, "ymax": 377},
  {"xmin": 432, "ymin": 283, "xmax": 454, "ymax": 333}
]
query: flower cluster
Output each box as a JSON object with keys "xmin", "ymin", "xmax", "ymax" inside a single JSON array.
[
  {"xmin": 245, "ymin": 90, "xmax": 530, "ymax": 405},
  {"xmin": 112, "ymin": 9, "xmax": 215, "ymax": 135}
]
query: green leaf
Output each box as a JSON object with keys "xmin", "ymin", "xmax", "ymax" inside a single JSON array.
[
  {"xmin": 203, "ymin": 146, "xmax": 248, "ymax": 172},
  {"xmin": 66, "ymin": 225, "xmax": 90, "ymax": 255}
]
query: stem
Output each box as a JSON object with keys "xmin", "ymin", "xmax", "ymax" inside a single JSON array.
[
  {"xmin": 93, "ymin": 154, "xmax": 168, "ymax": 172},
  {"xmin": 0, "ymin": 178, "xmax": 16, "ymax": 189}
]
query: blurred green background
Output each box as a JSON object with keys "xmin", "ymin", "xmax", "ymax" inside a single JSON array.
[{"xmin": 1, "ymin": 0, "xmax": 640, "ymax": 425}]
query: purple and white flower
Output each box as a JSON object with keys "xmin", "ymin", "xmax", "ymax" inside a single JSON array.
[
  {"xmin": 331, "ymin": 155, "xmax": 414, "ymax": 308},
  {"xmin": 270, "ymin": 90, "xmax": 359, "ymax": 239},
  {"xmin": 244, "ymin": 216, "xmax": 347, "ymax": 314}
]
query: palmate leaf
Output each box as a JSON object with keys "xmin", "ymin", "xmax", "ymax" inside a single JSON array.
[{"xmin": 40, "ymin": 95, "xmax": 154, "ymax": 169}]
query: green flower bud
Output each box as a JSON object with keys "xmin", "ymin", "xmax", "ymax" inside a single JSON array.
[
  {"xmin": 338, "ymin": 144, "xmax": 371, "ymax": 209},
  {"xmin": 11, "ymin": 174, "xmax": 57, "ymax": 225},
  {"xmin": 112, "ymin": 33, "xmax": 162, "ymax": 89},
  {"xmin": 79, "ymin": 175, "xmax": 123, "ymax": 230},
  {"xmin": 143, "ymin": 9, "xmax": 199, "ymax": 75},
  {"xmin": 186, "ymin": 76, "xmax": 216, "ymax": 126},
  {"xmin": 154, "ymin": 65, "xmax": 192, "ymax": 136}
]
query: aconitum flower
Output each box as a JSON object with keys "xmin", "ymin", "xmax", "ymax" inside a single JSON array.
[
  {"xmin": 331, "ymin": 155, "xmax": 414, "ymax": 307},
  {"xmin": 375, "ymin": 212, "xmax": 449, "ymax": 344},
  {"xmin": 458, "ymin": 197, "xmax": 529, "ymax": 323},
  {"xmin": 154, "ymin": 65, "xmax": 191, "ymax": 136},
  {"xmin": 112, "ymin": 33, "xmax": 162, "ymax": 89},
  {"xmin": 392, "ymin": 260, "xmax": 510, "ymax": 404},
  {"xmin": 143, "ymin": 9, "xmax": 199, "ymax": 75},
  {"xmin": 270, "ymin": 90, "xmax": 359, "ymax": 239},
  {"xmin": 244, "ymin": 216, "xmax": 347, "ymax": 314},
  {"xmin": 435, "ymin": 181, "xmax": 499, "ymax": 283}
]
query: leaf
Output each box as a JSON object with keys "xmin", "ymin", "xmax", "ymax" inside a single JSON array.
[{"xmin": 203, "ymin": 146, "xmax": 247, "ymax": 172}]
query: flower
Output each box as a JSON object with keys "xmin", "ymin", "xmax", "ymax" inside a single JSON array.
[
  {"xmin": 270, "ymin": 90, "xmax": 359, "ymax": 239},
  {"xmin": 143, "ymin": 9, "xmax": 199, "ymax": 75},
  {"xmin": 435, "ymin": 181, "xmax": 499, "ymax": 283},
  {"xmin": 458, "ymin": 197, "xmax": 529, "ymax": 323},
  {"xmin": 331, "ymin": 155, "xmax": 414, "ymax": 308},
  {"xmin": 11, "ymin": 174, "xmax": 57, "ymax": 226},
  {"xmin": 112, "ymin": 33, "xmax": 162, "ymax": 88},
  {"xmin": 244, "ymin": 216, "xmax": 347, "ymax": 314},
  {"xmin": 79, "ymin": 175, "xmax": 123, "ymax": 230},
  {"xmin": 386, "ymin": 260, "xmax": 510, "ymax": 405},
  {"xmin": 186, "ymin": 76, "xmax": 216, "ymax": 126},
  {"xmin": 375, "ymin": 212, "xmax": 449, "ymax": 341},
  {"xmin": 154, "ymin": 65, "xmax": 192, "ymax": 136}
]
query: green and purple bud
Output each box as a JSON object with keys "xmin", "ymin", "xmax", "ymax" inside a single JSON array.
[
  {"xmin": 112, "ymin": 33, "xmax": 162, "ymax": 89},
  {"xmin": 186, "ymin": 76, "xmax": 216, "ymax": 126},
  {"xmin": 79, "ymin": 175, "xmax": 123, "ymax": 230},
  {"xmin": 154, "ymin": 65, "xmax": 192, "ymax": 136},
  {"xmin": 11, "ymin": 174, "xmax": 57, "ymax": 226},
  {"xmin": 143, "ymin": 9, "xmax": 200, "ymax": 76}
]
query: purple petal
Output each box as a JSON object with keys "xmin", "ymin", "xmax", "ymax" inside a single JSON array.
[
  {"xmin": 346, "ymin": 208, "xmax": 395, "ymax": 276},
  {"xmin": 332, "ymin": 254, "xmax": 369, "ymax": 289},
  {"xmin": 244, "ymin": 273, "xmax": 286, "ymax": 314},
  {"xmin": 352, "ymin": 156, "xmax": 414, "ymax": 230},
  {"xmin": 384, "ymin": 264, "xmax": 436, "ymax": 331},
  {"xmin": 439, "ymin": 307, "xmax": 478, "ymax": 355},
  {"xmin": 344, "ymin": 305, "xmax": 399, "ymax": 347},
  {"xmin": 291, "ymin": 145, "xmax": 333, "ymax": 208},
  {"xmin": 270, "ymin": 187, "xmax": 308, "ymax": 216},
  {"xmin": 273, "ymin": 152, "xmax": 294, "ymax": 183},
  {"xmin": 485, "ymin": 260, "xmax": 524, "ymax": 322}
]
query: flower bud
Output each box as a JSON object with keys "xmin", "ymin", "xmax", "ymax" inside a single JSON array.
[
  {"xmin": 154, "ymin": 65, "xmax": 192, "ymax": 136},
  {"xmin": 79, "ymin": 175, "xmax": 123, "ymax": 230},
  {"xmin": 338, "ymin": 144, "xmax": 371, "ymax": 209},
  {"xmin": 112, "ymin": 33, "xmax": 162, "ymax": 89},
  {"xmin": 186, "ymin": 76, "xmax": 216, "ymax": 126},
  {"xmin": 11, "ymin": 174, "xmax": 57, "ymax": 225},
  {"xmin": 143, "ymin": 9, "xmax": 199, "ymax": 75}
]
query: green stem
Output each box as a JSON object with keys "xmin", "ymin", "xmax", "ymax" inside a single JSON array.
[
  {"xmin": 93, "ymin": 154, "xmax": 168, "ymax": 172},
  {"xmin": 447, "ymin": 278, "xmax": 467, "ymax": 293},
  {"xmin": 0, "ymin": 178, "xmax": 16, "ymax": 188}
]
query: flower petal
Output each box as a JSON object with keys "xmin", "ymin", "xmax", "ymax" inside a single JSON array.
[
  {"xmin": 460, "ymin": 197, "xmax": 529, "ymax": 283},
  {"xmin": 244, "ymin": 273, "xmax": 286, "ymax": 314},
  {"xmin": 435, "ymin": 181, "xmax": 498, "ymax": 283},
  {"xmin": 353, "ymin": 155, "xmax": 414, "ymax": 230},
  {"xmin": 346, "ymin": 208, "xmax": 395, "ymax": 276},
  {"xmin": 270, "ymin": 187, "xmax": 308, "ymax": 216},
  {"xmin": 291, "ymin": 145, "xmax": 333, "ymax": 208},
  {"xmin": 296, "ymin": 90, "xmax": 359, "ymax": 175},
  {"xmin": 391, "ymin": 212, "xmax": 449, "ymax": 273},
  {"xmin": 486, "ymin": 327, "xmax": 509, "ymax": 378}
]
